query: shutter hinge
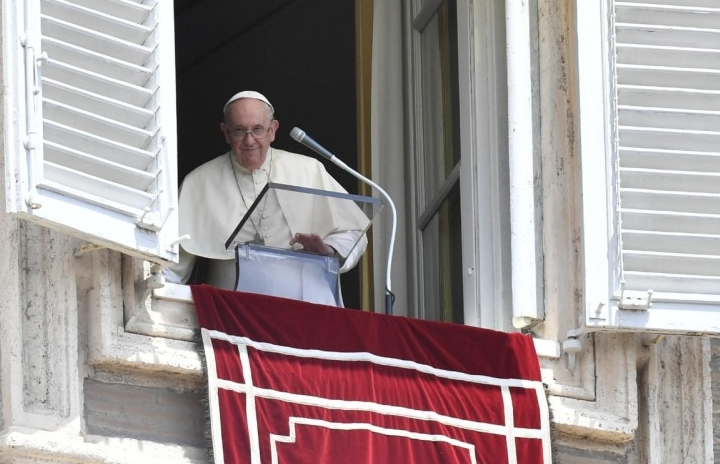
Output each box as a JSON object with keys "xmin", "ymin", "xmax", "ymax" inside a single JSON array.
[
  {"xmin": 137, "ymin": 212, "xmax": 161, "ymax": 231},
  {"xmin": 20, "ymin": 32, "xmax": 45, "ymax": 210},
  {"xmin": 137, "ymin": 206, "xmax": 174, "ymax": 232},
  {"xmin": 618, "ymin": 282, "xmax": 654, "ymax": 311}
]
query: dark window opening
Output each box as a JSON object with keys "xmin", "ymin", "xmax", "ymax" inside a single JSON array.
[{"xmin": 173, "ymin": 0, "xmax": 362, "ymax": 308}]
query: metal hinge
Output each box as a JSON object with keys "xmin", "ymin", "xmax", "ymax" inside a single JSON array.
[
  {"xmin": 618, "ymin": 281, "xmax": 653, "ymax": 311},
  {"xmin": 137, "ymin": 205, "xmax": 175, "ymax": 232}
]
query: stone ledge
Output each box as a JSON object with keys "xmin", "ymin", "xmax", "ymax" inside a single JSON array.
[{"xmin": 0, "ymin": 426, "xmax": 208, "ymax": 464}]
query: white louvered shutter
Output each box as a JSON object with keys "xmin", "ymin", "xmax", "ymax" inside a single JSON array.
[
  {"xmin": 3, "ymin": 0, "xmax": 179, "ymax": 263},
  {"xmin": 580, "ymin": 0, "xmax": 720, "ymax": 333}
]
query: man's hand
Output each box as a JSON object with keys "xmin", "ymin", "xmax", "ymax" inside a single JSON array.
[{"xmin": 289, "ymin": 233, "xmax": 336, "ymax": 256}]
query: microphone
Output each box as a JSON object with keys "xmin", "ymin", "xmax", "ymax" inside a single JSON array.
[
  {"xmin": 289, "ymin": 127, "xmax": 335, "ymax": 161},
  {"xmin": 290, "ymin": 127, "xmax": 398, "ymax": 315}
]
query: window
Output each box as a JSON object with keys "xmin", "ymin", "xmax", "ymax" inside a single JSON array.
[
  {"xmin": 3, "ymin": 0, "xmax": 179, "ymax": 263},
  {"xmin": 578, "ymin": 0, "xmax": 720, "ymax": 333},
  {"xmin": 409, "ymin": 0, "xmax": 464, "ymax": 323},
  {"xmin": 402, "ymin": 0, "xmax": 508, "ymax": 328}
]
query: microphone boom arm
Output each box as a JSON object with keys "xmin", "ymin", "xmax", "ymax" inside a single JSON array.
[{"xmin": 290, "ymin": 127, "xmax": 397, "ymax": 315}]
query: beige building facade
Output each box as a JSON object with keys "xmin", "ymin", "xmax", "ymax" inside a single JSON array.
[{"xmin": 2, "ymin": 0, "xmax": 719, "ymax": 463}]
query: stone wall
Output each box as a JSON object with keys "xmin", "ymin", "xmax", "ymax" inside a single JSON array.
[
  {"xmin": 84, "ymin": 378, "xmax": 206, "ymax": 448},
  {"xmin": 711, "ymin": 338, "xmax": 720, "ymax": 462}
]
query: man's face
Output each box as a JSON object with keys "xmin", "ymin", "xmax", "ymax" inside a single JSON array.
[{"xmin": 221, "ymin": 98, "xmax": 278, "ymax": 170}]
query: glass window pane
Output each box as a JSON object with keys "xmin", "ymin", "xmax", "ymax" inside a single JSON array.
[
  {"xmin": 420, "ymin": 13, "xmax": 445, "ymax": 197},
  {"xmin": 422, "ymin": 182, "xmax": 464, "ymax": 323},
  {"xmin": 414, "ymin": 0, "xmax": 463, "ymax": 323},
  {"xmin": 419, "ymin": 0, "xmax": 460, "ymax": 206}
]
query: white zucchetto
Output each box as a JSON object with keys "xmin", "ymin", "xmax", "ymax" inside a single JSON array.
[{"xmin": 223, "ymin": 90, "xmax": 274, "ymax": 113}]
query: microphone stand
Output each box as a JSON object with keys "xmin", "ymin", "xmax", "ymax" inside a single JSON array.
[{"xmin": 290, "ymin": 127, "xmax": 397, "ymax": 315}]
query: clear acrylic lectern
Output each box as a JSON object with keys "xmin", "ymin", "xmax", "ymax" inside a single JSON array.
[{"xmin": 225, "ymin": 182, "xmax": 383, "ymax": 306}]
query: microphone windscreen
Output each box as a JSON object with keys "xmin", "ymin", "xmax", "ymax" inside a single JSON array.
[{"xmin": 290, "ymin": 127, "xmax": 306, "ymax": 142}]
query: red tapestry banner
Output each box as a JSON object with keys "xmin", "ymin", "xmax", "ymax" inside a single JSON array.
[{"xmin": 191, "ymin": 285, "xmax": 551, "ymax": 464}]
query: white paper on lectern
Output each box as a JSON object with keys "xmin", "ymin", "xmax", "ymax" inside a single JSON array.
[{"xmin": 235, "ymin": 245, "xmax": 340, "ymax": 306}]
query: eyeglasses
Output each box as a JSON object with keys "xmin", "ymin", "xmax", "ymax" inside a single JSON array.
[{"xmin": 227, "ymin": 125, "xmax": 272, "ymax": 140}]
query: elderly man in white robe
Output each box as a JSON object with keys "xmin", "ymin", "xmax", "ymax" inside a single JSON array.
[{"xmin": 164, "ymin": 91, "xmax": 368, "ymax": 306}]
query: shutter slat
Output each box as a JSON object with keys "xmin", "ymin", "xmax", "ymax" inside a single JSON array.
[
  {"xmin": 623, "ymin": 272, "xmax": 720, "ymax": 294},
  {"xmin": 617, "ymin": 86, "xmax": 720, "ymax": 112},
  {"xmin": 617, "ymin": 44, "xmax": 720, "ymax": 69},
  {"xmin": 621, "ymin": 209, "xmax": 720, "ymax": 235},
  {"xmin": 617, "ymin": 65, "xmax": 720, "ymax": 90},
  {"xmin": 45, "ymin": 141, "xmax": 156, "ymax": 191},
  {"xmin": 619, "ymin": 105, "xmax": 720, "ymax": 131},
  {"xmin": 616, "ymin": 23, "xmax": 720, "ymax": 49},
  {"xmin": 620, "ymin": 148, "xmax": 720, "ymax": 171},
  {"xmin": 620, "ymin": 167, "xmax": 720, "ymax": 194},
  {"xmin": 43, "ymin": 78, "xmax": 154, "ymax": 128},
  {"xmin": 624, "ymin": 251, "xmax": 720, "ymax": 276},
  {"xmin": 41, "ymin": 15, "xmax": 150, "ymax": 65},
  {"xmin": 41, "ymin": 162, "xmax": 155, "ymax": 212},
  {"xmin": 621, "ymin": 190, "xmax": 720, "ymax": 215},
  {"xmin": 622, "ymin": 0, "xmax": 720, "ymax": 7},
  {"xmin": 43, "ymin": 58, "xmax": 153, "ymax": 107},
  {"xmin": 623, "ymin": 230, "xmax": 720, "ymax": 255},
  {"xmin": 43, "ymin": 120, "xmax": 155, "ymax": 170},
  {"xmin": 42, "ymin": 0, "xmax": 152, "ymax": 45},
  {"xmin": 44, "ymin": 98, "xmax": 154, "ymax": 148},
  {"xmin": 616, "ymin": 3, "xmax": 720, "ymax": 30},
  {"xmin": 619, "ymin": 126, "xmax": 720, "ymax": 151},
  {"xmin": 66, "ymin": 0, "xmax": 152, "ymax": 24},
  {"xmin": 42, "ymin": 36, "xmax": 152, "ymax": 85}
]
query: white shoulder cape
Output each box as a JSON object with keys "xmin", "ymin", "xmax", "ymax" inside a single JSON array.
[{"xmin": 178, "ymin": 149, "xmax": 368, "ymax": 260}]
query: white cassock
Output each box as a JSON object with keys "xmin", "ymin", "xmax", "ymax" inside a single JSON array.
[{"xmin": 163, "ymin": 147, "xmax": 368, "ymax": 306}]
